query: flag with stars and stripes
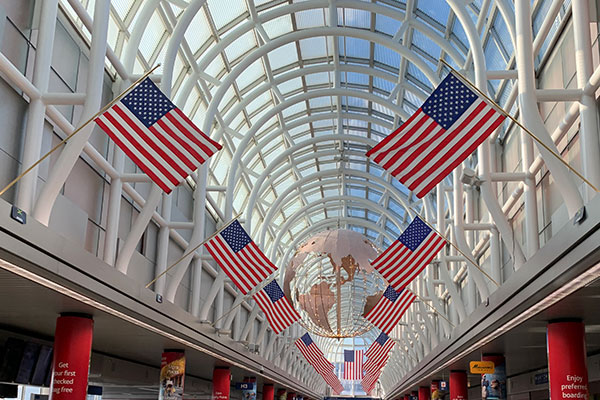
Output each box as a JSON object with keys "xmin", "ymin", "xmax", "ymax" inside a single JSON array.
[
  {"xmin": 204, "ymin": 220, "xmax": 277, "ymax": 295},
  {"xmin": 253, "ymin": 280, "xmax": 300, "ymax": 334},
  {"xmin": 366, "ymin": 71, "xmax": 506, "ymax": 198},
  {"xmin": 295, "ymin": 333, "xmax": 343, "ymax": 394},
  {"xmin": 361, "ymin": 367, "xmax": 383, "ymax": 394},
  {"xmin": 372, "ymin": 216, "xmax": 446, "ymax": 292},
  {"xmin": 365, "ymin": 286, "xmax": 416, "ymax": 334},
  {"xmin": 363, "ymin": 332, "xmax": 395, "ymax": 375},
  {"xmin": 95, "ymin": 77, "xmax": 221, "ymax": 194},
  {"xmin": 343, "ymin": 350, "xmax": 364, "ymax": 380}
]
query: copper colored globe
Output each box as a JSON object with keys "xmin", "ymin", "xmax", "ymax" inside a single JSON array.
[{"xmin": 282, "ymin": 229, "xmax": 387, "ymax": 338}]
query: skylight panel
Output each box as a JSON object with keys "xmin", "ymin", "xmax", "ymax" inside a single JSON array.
[
  {"xmin": 262, "ymin": 14, "xmax": 293, "ymax": 39},
  {"xmin": 304, "ymin": 71, "xmax": 331, "ymax": 86},
  {"xmin": 207, "ymin": 0, "xmax": 248, "ymax": 30},
  {"xmin": 344, "ymin": 37, "xmax": 370, "ymax": 59},
  {"xmin": 278, "ymin": 76, "xmax": 303, "ymax": 96},
  {"xmin": 416, "ymin": 0, "xmax": 450, "ymax": 26},
  {"xmin": 225, "ymin": 30, "xmax": 258, "ymax": 62},
  {"xmin": 295, "ymin": 8, "xmax": 327, "ymax": 29},
  {"xmin": 375, "ymin": 13, "xmax": 402, "ymax": 37},
  {"xmin": 340, "ymin": 8, "xmax": 371, "ymax": 29},
  {"xmin": 268, "ymin": 43, "xmax": 299, "ymax": 71},
  {"xmin": 299, "ymin": 37, "xmax": 329, "ymax": 60},
  {"xmin": 111, "ymin": 0, "xmax": 134, "ymax": 21},
  {"xmin": 185, "ymin": 9, "xmax": 212, "ymax": 54},
  {"xmin": 138, "ymin": 12, "xmax": 165, "ymax": 61},
  {"xmin": 236, "ymin": 59, "xmax": 265, "ymax": 91},
  {"xmin": 373, "ymin": 45, "xmax": 400, "ymax": 72}
]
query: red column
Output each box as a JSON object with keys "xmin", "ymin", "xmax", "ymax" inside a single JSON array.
[
  {"xmin": 418, "ymin": 386, "xmax": 430, "ymax": 400},
  {"xmin": 547, "ymin": 321, "xmax": 589, "ymax": 400},
  {"xmin": 49, "ymin": 314, "xmax": 93, "ymax": 400},
  {"xmin": 213, "ymin": 367, "xmax": 231, "ymax": 400},
  {"xmin": 450, "ymin": 371, "xmax": 467, "ymax": 400},
  {"xmin": 404, "ymin": 395, "xmax": 410, "ymax": 400},
  {"xmin": 263, "ymin": 384, "xmax": 274, "ymax": 400}
]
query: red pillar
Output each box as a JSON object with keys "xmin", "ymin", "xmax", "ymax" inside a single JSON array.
[
  {"xmin": 404, "ymin": 395, "xmax": 410, "ymax": 400},
  {"xmin": 49, "ymin": 314, "xmax": 93, "ymax": 400},
  {"xmin": 450, "ymin": 371, "xmax": 467, "ymax": 400},
  {"xmin": 547, "ymin": 321, "xmax": 589, "ymax": 400},
  {"xmin": 418, "ymin": 386, "xmax": 430, "ymax": 400},
  {"xmin": 263, "ymin": 384, "xmax": 274, "ymax": 400},
  {"xmin": 212, "ymin": 367, "xmax": 231, "ymax": 400}
]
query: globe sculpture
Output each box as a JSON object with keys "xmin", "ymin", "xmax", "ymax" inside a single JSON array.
[{"xmin": 283, "ymin": 229, "xmax": 388, "ymax": 338}]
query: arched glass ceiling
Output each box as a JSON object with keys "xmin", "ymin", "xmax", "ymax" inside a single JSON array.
[{"xmin": 57, "ymin": 0, "xmax": 570, "ymax": 389}]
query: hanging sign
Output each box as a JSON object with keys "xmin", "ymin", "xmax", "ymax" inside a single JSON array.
[{"xmin": 470, "ymin": 361, "xmax": 495, "ymax": 374}]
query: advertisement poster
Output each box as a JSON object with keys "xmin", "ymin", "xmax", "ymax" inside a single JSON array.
[
  {"xmin": 277, "ymin": 389, "xmax": 287, "ymax": 400},
  {"xmin": 481, "ymin": 355, "xmax": 506, "ymax": 400},
  {"xmin": 159, "ymin": 351, "xmax": 186, "ymax": 400},
  {"xmin": 242, "ymin": 380, "xmax": 257, "ymax": 400}
]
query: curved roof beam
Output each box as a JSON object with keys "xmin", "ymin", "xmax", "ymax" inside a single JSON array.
[
  {"xmin": 268, "ymin": 195, "xmax": 401, "ymax": 260},
  {"xmin": 201, "ymin": 26, "xmax": 439, "ymax": 136},
  {"xmin": 189, "ymin": 0, "xmax": 465, "ymax": 78},
  {"xmin": 257, "ymin": 167, "xmax": 412, "ymax": 246},
  {"xmin": 241, "ymin": 134, "xmax": 376, "ymax": 231},
  {"xmin": 240, "ymin": 112, "xmax": 394, "ymax": 172},
  {"xmin": 228, "ymin": 104, "xmax": 410, "ymax": 223},
  {"xmin": 211, "ymin": 65, "xmax": 427, "ymax": 133}
]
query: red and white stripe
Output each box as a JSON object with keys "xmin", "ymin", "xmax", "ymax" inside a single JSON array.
[
  {"xmin": 253, "ymin": 290, "xmax": 300, "ymax": 334},
  {"xmin": 372, "ymin": 232, "xmax": 446, "ymax": 292},
  {"xmin": 361, "ymin": 368, "xmax": 383, "ymax": 393},
  {"xmin": 95, "ymin": 103, "xmax": 221, "ymax": 194},
  {"xmin": 365, "ymin": 291, "xmax": 416, "ymax": 334},
  {"xmin": 364, "ymin": 340, "xmax": 394, "ymax": 372},
  {"xmin": 204, "ymin": 235, "xmax": 277, "ymax": 295},
  {"xmin": 322, "ymin": 369, "xmax": 344, "ymax": 394},
  {"xmin": 343, "ymin": 350, "xmax": 364, "ymax": 380},
  {"xmin": 295, "ymin": 339, "xmax": 335, "ymax": 376},
  {"xmin": 367, "ymin": 100, "xmax": 505, "ymax": 198}
]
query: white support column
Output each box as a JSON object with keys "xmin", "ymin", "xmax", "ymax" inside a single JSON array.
[
  {"xmin": 16, "ymin": 0, "xmax": 59, "ymax": 213},
  {"xmin": 514, "ymin": 0, "xmax": 584, "ymax": 220},
  {"xmin": 572, "ymin": 0, "xmax": 600, "ymax": 198},
  {"xmin": 32, "ymin": 0, "xmax": 112, "ymax": 223}
]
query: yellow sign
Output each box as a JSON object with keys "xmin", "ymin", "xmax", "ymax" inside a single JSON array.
[{"xmin": 470, "ymin": 361, "xmax": 495, "ymax": 374}]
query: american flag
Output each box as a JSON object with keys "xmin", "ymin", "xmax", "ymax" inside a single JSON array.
[
  {"xmin": 295, "ymin": 334, "xmax": 343, "ymax": 393},
  {"xmin": 252, "ymin": 280, "xmax": 300, "ymax": 334},
  {"xmin": 363, "ymin": 332, "xmax": 395, "ymax": 376},
  {"xmin": 372, "ymin": 216, "xmax": 446, "ymax": 292},
  {"xmin": 204, "ymin": 220, "xmax": 277, "ymax": 295},
  {"xmin": 365, "ymin": 286, "xmax": 416, "ymax": 334},
  {"xmin": 95, "ymin": 78, "xmax": 221, "ymax": 194},
  {"xmin": 361, "ymin": 367, "xmax": 383, "ymax": 394},
  {"xmin": 366, "ymin": 71, "xmax": 505, "ymax": 198},
  {"xmin": 343, "ymin": 350, "xmax": 364, "ymax": 380}
]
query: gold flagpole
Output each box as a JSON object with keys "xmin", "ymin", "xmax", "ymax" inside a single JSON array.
[
  {"xmin": 209, "ymin": 270, "xmax": 280, "ymax": 328},
  {"xmin": 0, "ymin": 64, "xmax": 161, "ymax": 198},
  {"xmin": 145, "ymin": 212, "xmax": 243, "ymax": 289},
  {"xmin": 440, "ymin": 59, "xmax": 599, "ymax": 193},
  {"xmin": 410, "ymin": 289, "xmax": 455, "ymax": 328},
  {"xmin": 409, "ymin": 208, "xmax": 500, "ymax": 287}
]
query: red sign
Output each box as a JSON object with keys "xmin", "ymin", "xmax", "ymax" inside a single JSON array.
[
  {"xmin": 547, "ymin": 321, "xmax": 589, "ymax": 400},
  {"xmin": 450, "ymin": 371, "xmax": 467, "ymax": 400},
  {"xmin": 50, "ymin": 315, "xmax": 94, "ymax": 400},
  {"xmin": 213, "ymin": 368, "xmax": 231, "ymax": 400}
]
